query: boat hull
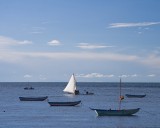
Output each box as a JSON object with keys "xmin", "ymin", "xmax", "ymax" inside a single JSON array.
[
  {"xmin": 24, "ymin": 87, "xmax": 34, "ymax": 90},
  {"xmin": 19, "ymin": 96, "xmax": 48, "ymax": 101},
  {"xmin": 94, "ymin": 108, "xmax": 140, "ymax": 116},
  {"xmin": 75, "ymin": 90, "xmax": 80, "ymax": 95},
  {"xmin": 48, "ymin": 100, "xmax": 81, "ymax": 106},
  {"xmin": 125, "ymin": 94, "xmax": 146, "ymax": 98},
  {"xmin": 81, "ymin": 92, "xmax": 94, "ymax": 95}
]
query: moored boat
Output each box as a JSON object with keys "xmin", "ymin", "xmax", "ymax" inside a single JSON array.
[
  {"xmin": 24, "ymin": 82, "xmax": 34, "ymax": 90},
  {"xmin": 48, "ymin": 100, "xmax": 81, "ymax": 106},
  {"xmin": 83, "ymin": 90, "xmax": 94, "ymax": 95},
  {"xmin": 24, "ymin": 87, "xmax": 34, "ymax": 90},
  {"xmin": 81, "ymin": 92, "xmax": 94, "ymax": 95},
  {"xmin": 125, "ymin": 94, "xmax": 146, "ymax": 98},
  {"xmin": 91, "ymin": 78, "xmax": 140, "ymax": 116},
  {"xmin": 19, "ymin": 96, "xmax": 48, "ymax": 101},
  {"xmin": 94, "ymin": 108, "xmax": 140, "ymax": 116}
]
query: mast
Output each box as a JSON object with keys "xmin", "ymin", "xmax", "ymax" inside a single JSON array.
[{"xmin": 119, "ymin": 78, "xmax": 122, "ymax": 110}]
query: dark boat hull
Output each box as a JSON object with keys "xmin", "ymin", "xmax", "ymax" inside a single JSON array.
[
  {"xmin": 81, "ymin": 93, "xmax": 94, "ymax": 95},
  {"xmin": 75, "ymin": 90, "xmax": 80, "ymax": 95},
  {"xmin": 48, "ymin": 100, "xmax": 81, "ymax": 106},
  {"xmin": 19, "ymin": 96, "xmax": 48, "ymax": 101},
  {"xmin": 82, "ymin": 92, "xmax": 94, "ymax": 95},
  {"xmin": 24, "ymin": 87, "xmax": 34, "ymax": 90},
  {"xmin": 94, "ymin": 108, "xmax": 140, "ymax": 116},
  {"xmin": 125, "ymin": 94, "xmax": 146, "ymax": 98}
]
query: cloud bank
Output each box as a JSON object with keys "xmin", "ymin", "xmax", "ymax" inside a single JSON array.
[
  {"xmin": 76, "ymin": 73, "xmax": 114, "ymax": 78},
  {"xmin": 0, "ymin": 51, "xmax": 139, "ymax": 64},
  {"xmin": 77, "ymin": 43, "xmax": 114, "ymax": 49},
  {"xmin": 0, "ymin": 36, "xmax": 32, "ymax": 47},
  {"xmin": 109, "ymin": 22, "xmax": 160, "ymax": 28}
]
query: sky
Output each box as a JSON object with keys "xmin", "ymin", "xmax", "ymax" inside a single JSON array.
[{"xmin": 0, "ymin": 0, "xmax": 160, "ymax": 82}]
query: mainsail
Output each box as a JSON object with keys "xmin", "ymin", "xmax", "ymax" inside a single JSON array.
[{"xmin": 63, "ymin": 74, "xmax": 77, "ymax": 94}]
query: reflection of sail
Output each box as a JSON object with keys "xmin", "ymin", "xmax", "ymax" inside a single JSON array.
[{"xmin": 63, "ymin": 74, "xmax": 78, "ymax": 94}]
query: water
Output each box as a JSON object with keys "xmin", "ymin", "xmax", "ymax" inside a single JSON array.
[{"xmin": 0, "ymin": 82, "xmax": 160, "ymax": 128}]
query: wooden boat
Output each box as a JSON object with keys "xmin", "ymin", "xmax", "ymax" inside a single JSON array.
[
  {"xmin": 81, "ymin": 92, "xmax": 94, "ymax": 95},
  {"xmin": 94, "ymin": 108, "xmax": 140, "ymax": 116},
  {"xmin": 63, "ymin": 74, "xmax": 80, "ymax": 95},
  {"xmin": 63, "ymin": 74, "xmax": 94, "ymax": 95},
  {"xmin": 82, "ymin": 90, "xmax": 94, "ymax": 95},
  {"xmin": 24, "ymin": 82, "xmax": 34, "ymax": 90},
  {"xmin": 19, "ymin": 96, "xmax": 48, "ymax": 101},
  {"xmin": 125, "ymin": 94, "xmax": 146, "ymax": 98},
  {"xmin": 24, "ymin": 87, "xmax": 34, "ymax": 90},
  {"xmin": 91, "ymin": 78, "xmax": 140, "ymax": 116},
  {"xmin": 48, "ymin": 100, "xmax": 81, "ymax": 106}
]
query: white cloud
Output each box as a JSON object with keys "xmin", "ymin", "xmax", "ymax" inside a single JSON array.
[
  {"xmin": 108, "ymin": 22, "xmax": 160, "ymax": 28},
  {"xmin": 119, "ymin": 74, "xmax": 139, "ymax": 78},
  {"xmin": 48, "ymin": 40, "xmax": 61, "ymax": 46},
  {"xmin": 24, "ymin": 74, "xmax": 32, "ymax": 78},
  {"xmin": 105, "ymin": 74, "xmax": 115, "ymax": 78},
  {"xmin": 77, "ymin": 43, "xmax": 114, "ymax": 49},
  {"xmin": 0, "ymin": 36, "xmax": 33, "ymax": 47},
  {"xmin": 0, "ymin": 51, "xmax": 139, "ymax": 64},
  {"xmin": 131, "ymin": 74, "xmax": 138, "ymax": 77},
  {"xmin": 119, "ymin": 75, "xmax": 130, "ymax": 78},
  {"xmin": 1, "ymin": 41, "xmax": 160, "ymax": 70},
  {"xmin": 147, "ymin": 74, "xmax": 156, "ymax": 77},
  {"xmin": 76, "ymin": 73, "xmax": 114, "ymax": 78},
  {"xmin": 77, "ymin": 73, "xmax": 158, "ymax": 79},
  {"xmin": 18, "ymin": 40, "xmax": 33, "ymax": 45}
]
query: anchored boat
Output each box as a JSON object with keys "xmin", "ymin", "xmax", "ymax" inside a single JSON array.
[
  {"xmin": 91, "ymin": 78, "xmax": 140, "ymax": 116},
  {"xmin": 48, "ymin": 100, "xmax": 81, "ymax": 106},
  {"xmin": 19, "ymin": 96, "xmax": 48, "ymax": 101}
]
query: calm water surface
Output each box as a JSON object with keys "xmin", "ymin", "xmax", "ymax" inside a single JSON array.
[{"xmin": 0, "ymin": 82, "xmax": 159, "ymax": 128}]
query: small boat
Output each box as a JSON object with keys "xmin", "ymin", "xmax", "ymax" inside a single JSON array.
[
  {"xmin": 125, "ymin": 94, "xmax": 146, "ymax": 98},
  {"xmin": 24, "ymin": 87, "xmax": 34, "ymax": 90},
  {"xmin": 83, "ymin": 90, "xmax": 94, "ymax": 95},
  {"xmin": 24, "ymin": 82, "xmax": 34, "ymax": 90},
  {"xmin": 63, "ymin": 74, "xmax": 80, "ymax": 95},
  {"xmin": 85, "ymin": 92, "xmax": 94, "ymax": 95},
  {"xmin": 94, "ymin": 108, "xmax": 140, "ymax": 116},
  {"xmin": 19, "ymin": 96, "xmax": 48, "ymax": 101},
  {"xmin": 48, "ymin": 100, "xmax": 81, "ymax": 106},
  {"xmin": 82, "ymin": 92, "xmax": 94, "ymax": 95},
  {"xmin": 91, "ymin": 78, "xmax": 140, "ymax": 116}
]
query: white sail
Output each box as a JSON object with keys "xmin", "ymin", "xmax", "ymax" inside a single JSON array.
[{"xmin": 63, "ymin": 74, "xmax": 77, "ymax": 94}]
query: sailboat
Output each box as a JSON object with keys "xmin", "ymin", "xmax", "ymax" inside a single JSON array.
[
  {"xmin": 91, "ymin": 78, "xmax": 140, "ymax": 116},
  {"xmin": 63, "ymin": 74, "xmax": 80, "ymax": 95}
]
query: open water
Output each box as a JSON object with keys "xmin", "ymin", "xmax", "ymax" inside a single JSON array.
[{"xmin": 0, "ymin": 82, "xmax": 160, "ymax": 128}]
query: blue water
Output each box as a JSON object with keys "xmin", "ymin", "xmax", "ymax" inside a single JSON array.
[{"xmin": 0, "ymin": 82, "xmax": 160, "ymax": 128}]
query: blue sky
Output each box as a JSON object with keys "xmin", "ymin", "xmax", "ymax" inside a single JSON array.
[{"xmin": 0, "ymin": 0, "xmax": 160, "ymax": 82}]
